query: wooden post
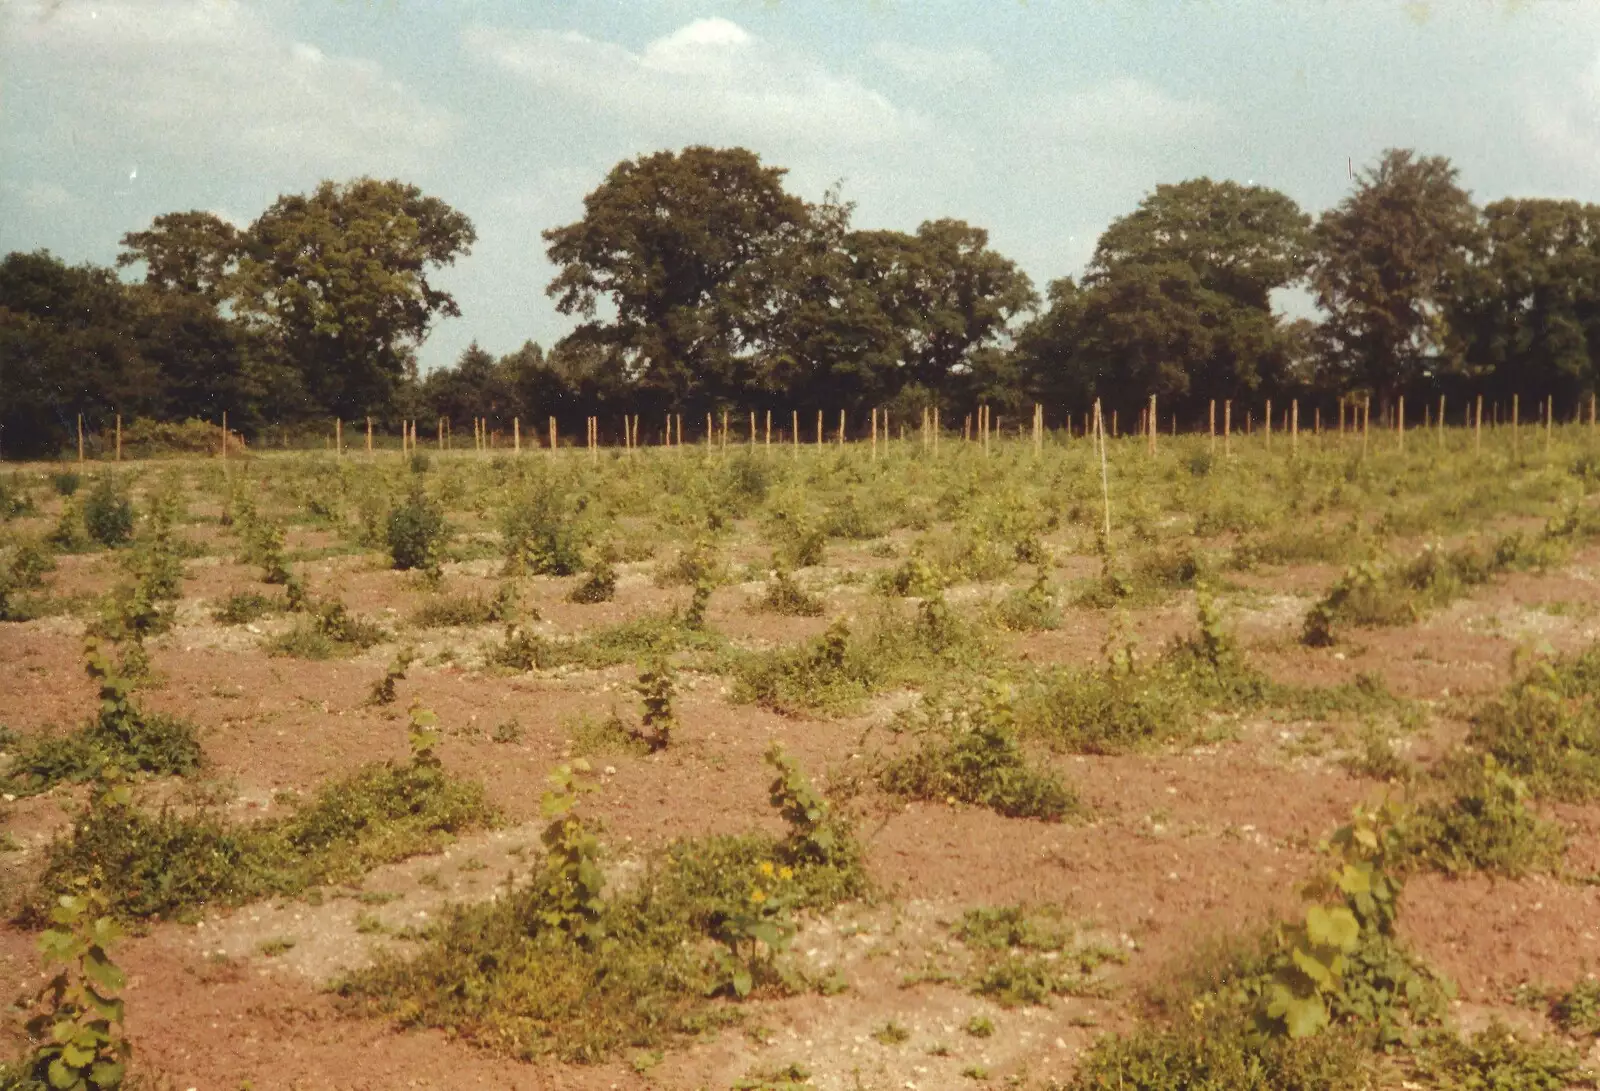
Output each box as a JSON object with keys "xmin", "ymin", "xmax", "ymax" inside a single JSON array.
[
  {"xmin": 1291, "ymin": 400, "xmax": 1299, "ymax": 455},
  {"xmin": 837, "ymin": 409, "xmax": 845, "ymax": 446},
  {"xmin": 749, "ymin": 410, "xmax": 756, "ymax": 449},
  {"xmin": 218, "ymin": 411, "xmax": 226, "ymax": 461},
  {"xmin": 115, "ymin": 414, "xmax": 122, "ymax": 462},
  {"xmin": 1475, "ymin": 395, "xmax": 1483, "ymax": 454},
  {"xmin": 676, "ymin": 413, "xmax": 683, "ymax": 449},
  {"xmin": 722, "ymin": 409, "xmax": 730, "ymax": 450},
  {"xmin": 871, "ymin": 407, "xmax": 878, "ymax": 460},
  {"xmin": 548, "ymin": 416, "xmax": 556, "ymax": 451},
  {"xmin": 793, "ymin": 410, "xmax": 800, "ymax": 452},
  {"xmin": 1397, "ymin": 395, "xmax": 1405, "ymax": 452},
  {"xmin": 1362, "ymin": 398, "xmax": 1370, "ymax": 457},
  {"xmin": 1208, "ymin": 399, "xmax": 1216, "ymax": 454},
  {"xmin": 335, "ymin": 417, "xmax": 342, "ymax": 456},
  {"xmin": 1223, "ymin": 400, "xmax": 1232, "ymax": 458},
  {"xmin": 1265, "ymin": 399, "xmax": 1272, "ymax": 451},
  {"xmin": 1148, "ymin": 395, "xmax": 1156, "ymax": 456},
  {"xmin": 765, "ymin": 409, "xmax": 772, "ymax": 448},
  {"xmin": 1314, "ymin": 406, "xmax": 1320, "ymax": 436}
]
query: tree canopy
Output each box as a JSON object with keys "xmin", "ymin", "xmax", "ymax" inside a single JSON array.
[{"xmin": 8, "ymin": 144, "xmax": 1600, "ymax": 456}]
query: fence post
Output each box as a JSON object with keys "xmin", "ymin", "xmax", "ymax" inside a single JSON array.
[
  {"xmin": 1223, "ymin": 400, "xmax": 1232, "ymax": 458},
  {"xmin": 1208, "ymin": 399, "xmax": 1216, "ymax": 455},
  {"xmin": 1265, "ymin": 399, "xmax": 1272, "ymax": 451},
  {"xmin": 1397, "ymin": 395, "xmax": 1404, "ymax": 453}
]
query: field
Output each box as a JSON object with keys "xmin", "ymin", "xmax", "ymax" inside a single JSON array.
[{"xmin": 3, "ymin": 421, "xmax": 1600, "ymax": 1091}]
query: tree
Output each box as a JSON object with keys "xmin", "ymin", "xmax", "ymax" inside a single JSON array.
[
  {"xmin": 739, "ymin": 190, "xmax": 901, "ymax": 411},
  {"xmin": 0, "ymin": 251, "xmax": 159, "ymax": 457},
  {"xmin": 1311, "ymin": 149, "xmax": 1482, "ymax": 408},
  {"xmin": 1452, "ymin": 198, "xmax": 1600, "ymax": 406},
  {"xmin": 544, "ymin": 146, "xmax": 810, "ymax": 411},
  {"xmin": 233, "ymin": 178, "xmax": 476, "ymax": 419},
  {"xmin": 1036, "ymin": 178, "xmax": 1309, "ymax": 418},
  {"xmin": 1089, "ymin": 178, "xmax": 1311, "ymax": 310},
  {"xmin": 117, "ymin": 211, "xmax": 243, "ymax": 302},
  {"xmin": 850, "ymin": 218, "xmax": 1037, "ymax": 406}
]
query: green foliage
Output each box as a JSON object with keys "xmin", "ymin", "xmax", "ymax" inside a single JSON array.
[
  {"xmin": 1552, "ymin": 979, "xmax": 1600, "ymax": 1037},
  {"xmin": 954, "ymin": 904, "xmax": 1122, "ymax": 1007},
  {"xmin": 339, "ymin": 747, "xmax": 863, "ymax": 1063},
  {"xmin": 1414, "ymin": 1021, "xmax": 1596, "ymax": 1090},
  {"xmin": 1256, "ymin": 800, "xmax": 1450, "ymax": 1047},
  {"xmin": 989, "ymin": 569, "xmax": 1061, "ymax": 631},
  {"xmin": 757, "ymin": 565, "xmax": 824, "ymax": 617},
  {"xmin": 269, "ymin": 589, "xmax": 386, "ymax": 658},
  {"xmin": 1402, "ymin": 756, "xmax": 1566, "ymax": 877},
  {"xmin": 411, "ymin": 583, "xmax": 522, "ymax": 628},
  {"xmin": 635, "ymin": 659, "xmax": 676, "ymax": 752},
  {"xmin": 80, "ymin": 477, "xmax": 133, "ymax": 550},
  {"xmin": 1468, "ymin": 647, "xmax": 1600, "ymax": 800},
  {"xmin": 210, "ymin": 590, "xmax": 277, "ymax": 625},
  {"xmin": 368, "ymin": 648, "xmax": 417, "ymax": 706},
  {"xmin": 52, "ymin": 471, "xmax": 81, "ymax": 498},
  {"xmin": 502, "ymin": 481, "xmax": 583, "ymax": 576},
  {"xmin": 386, "ymin": 483, "xmax": 447, "ymax": 575},
  {"xmin": 9, "ymin": 878, "xmax": 132, "ymax": 1091},
  {"xmin": 5, "ymin": 642, "xmax": 202, "ymax": 794},
  {"xmin": 1067, "ymin": 1009, "xmax": 1373, "ymax": 1091},
  {"xmin": 569, "ymin": 557, "xmax": 618, "ymax": 604},
  {"xmin": 879, "ymin": 683, "xmax": 1080, "ymax": 821},
  {"xmin": 23, "ymin": 707, "xmax": 496, "ymax": 922}
]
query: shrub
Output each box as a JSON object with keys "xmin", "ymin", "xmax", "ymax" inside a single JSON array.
[
  {"xmin": 757, "ymin": 566, "xmax": 824, "ymax": 617},
  {"xmin": 52, "ymin": 471, "xmax": 81, "ymax": 497},
  {"xmin": 569, "ymin": 558, "xmax": 618, "ymax": 604},
  {"xmin": 989, "ymin": 570, "xmax": 1061, "ymax": 632},
  {"xmin": 81, "ymin": 476, "xmax": 134, "ymax": 549},
  {"xmin": 1552, "ymin": 979, "xmax": 1600, "ymax": 1036},
  {"xmin": 386, "ymin": 484, "xmax": 447, "ymax": 574},
  {"xmin": 502, "ymin": 482, "xmax": 583, "ymax": 576},
  {"xmin": 880, "ymin": 685, "xmax": 1080, "ymax": 821}
]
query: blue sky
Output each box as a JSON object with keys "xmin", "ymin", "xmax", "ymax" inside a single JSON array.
[{"xmin": 4, "ymin": 0, "xmax": 1599, "ymax": 371}]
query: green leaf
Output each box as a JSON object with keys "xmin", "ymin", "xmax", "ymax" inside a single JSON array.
[
  {"xmin": 732, "ymin": 968, "xmax": 753, "ymax": 998},
  {"xmin": 82, "ymin": 950, "xmax": 125, "ymax": 993},
  {"xmin": 1291, "ymin": 946, "xmax": 1335, "ymax": 990},
  {"xmin": 89, "ymin": 1060, "xmax": 125, "ymax": 1088},
  {"xmin": 1305, "ymin": 905, "xmax": 1360, "ymax": 950},
  {"xmin": 1282, "ymin": 994, "xmax": 1330, "ymax": 1039},
  {"xmin": 47, "ymin": 1056, "xmax": 84, "ymax": 1090}
]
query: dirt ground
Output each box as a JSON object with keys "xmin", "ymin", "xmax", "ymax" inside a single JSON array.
[{"xmin": 3, "ymin": 474, "xmax": 1599, "ymax": 1090}]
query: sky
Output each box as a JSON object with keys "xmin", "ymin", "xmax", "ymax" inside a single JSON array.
[{"xmin": 5, "ymin": 0, "xmax": 1600, "ymax": 372}]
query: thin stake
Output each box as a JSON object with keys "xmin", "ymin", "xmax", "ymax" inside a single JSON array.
[{"xmin": 1224, "ymin": 400, "xmax": 1232, "ymax": 458}]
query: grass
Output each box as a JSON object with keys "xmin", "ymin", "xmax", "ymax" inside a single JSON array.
[
  {"xmin": 410, "ymin": 584, "xmax": 519, "ymax": 628},
  {"xmin": 953, "ymin": 904, "xmax": 1123, "ymax": 1008}
]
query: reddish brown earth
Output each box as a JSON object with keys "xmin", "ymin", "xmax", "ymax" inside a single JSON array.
[{"xmin": 3, "ymin": 484, "xmax": 1599, "ymax": 1090}]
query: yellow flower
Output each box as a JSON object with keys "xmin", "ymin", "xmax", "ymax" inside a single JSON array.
[
  {"xmin": 778, "ymin": 866, "xmax": 794, "ymax": 881},
  {"xmin": 749, "ymin": 888, "xmax": 768, "ymax": 904},
  {"xmin": 758, "ymin": 861, "xmax": 775, "ymax": 878}
]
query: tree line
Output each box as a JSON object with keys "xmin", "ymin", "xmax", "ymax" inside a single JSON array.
[{"xmin": 4, "ymin": 145, "xmax": 1599, "ymax": 456}]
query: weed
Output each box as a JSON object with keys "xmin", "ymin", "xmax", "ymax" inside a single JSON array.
[
  {"xmin": 871, "ymin": 1021, "xmax": 911, "ymax": 1045},
  {"xmin": 211, "ymin": 591, "xmax": 277, "ymax": 625},
  {"xmin": 5, "ymin": 642, "xmax": 202, "ymax": 794},
  {"xmin": 339, "ymin": 748, "xmax": 864, "ymax": 1062},
  {"xmin": 52, "ymin": 471, "xmax": 81, "ymax": 497},
  {"xmin": 955, "ymin": 904, "xmax": 1122, "ymax": 1007},
  {"xmin": 1553, "ymin": 979, "xmax": 1600, "ymax": 1037},
  {"xmin": 1414, "ymin": 1021, "xmax": 1595, "ymax": 1089},
  {"xmin": 758, "ymin": 565, "xmax": 825, "ymax": 617},
  {"xmin": 880, "ymin": 684, "xmax": 1080, "ymax": 821},
  {"xmin": 965, "ymin": 1015, "xmax": 995, "ymax": 1038},
  {"xmin": 256, "ymin": 937, "xmax": 296, "ymax": 958},
  {"xmin": 491, "ymin": 719, "xmax": 522, "ymax": 744},
  {"xmin": 1468, "ymin": 647, "xmax": 1600, "ymax": 800},
  {"xmin": 411, "ymin": 583, "xmax": 522, "ymax": 628},
  {"xmin": 502, "ymin": 482, "xmax": 583, "ymax": 576},
  {"xmin": 732, "ymin": 1062, "xmax": 813, "ymax": 1090},
  {"xmin": 23, "ymin": 706, "xmax": 496, "ymax": 922},
  {"xmin": 989, "ymin": 569, "xmax": 1062, "ymax": 632},
  {"xmin": 1402, "ymin": 756, "xmax": 1566, "ymax": 877}
]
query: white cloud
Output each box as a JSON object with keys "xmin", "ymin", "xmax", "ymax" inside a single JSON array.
[
  {"xmin": 870, "ymin": 41, "xmax": 996, "ymax": 84},
  {"xmin": 1022, "ymin": 78, "xmax": 1224, "ymax": 147},
  {"xmin": 1525, "ymin": 52, "xmax": 1600, "ymax": 184},
  {"xmin": 6, "ymin": 0, "xmax": 451, "ymax": 176},
  {"xmin": 462, "ymin": 17, "xmax": 921, "ymax": 151}
]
